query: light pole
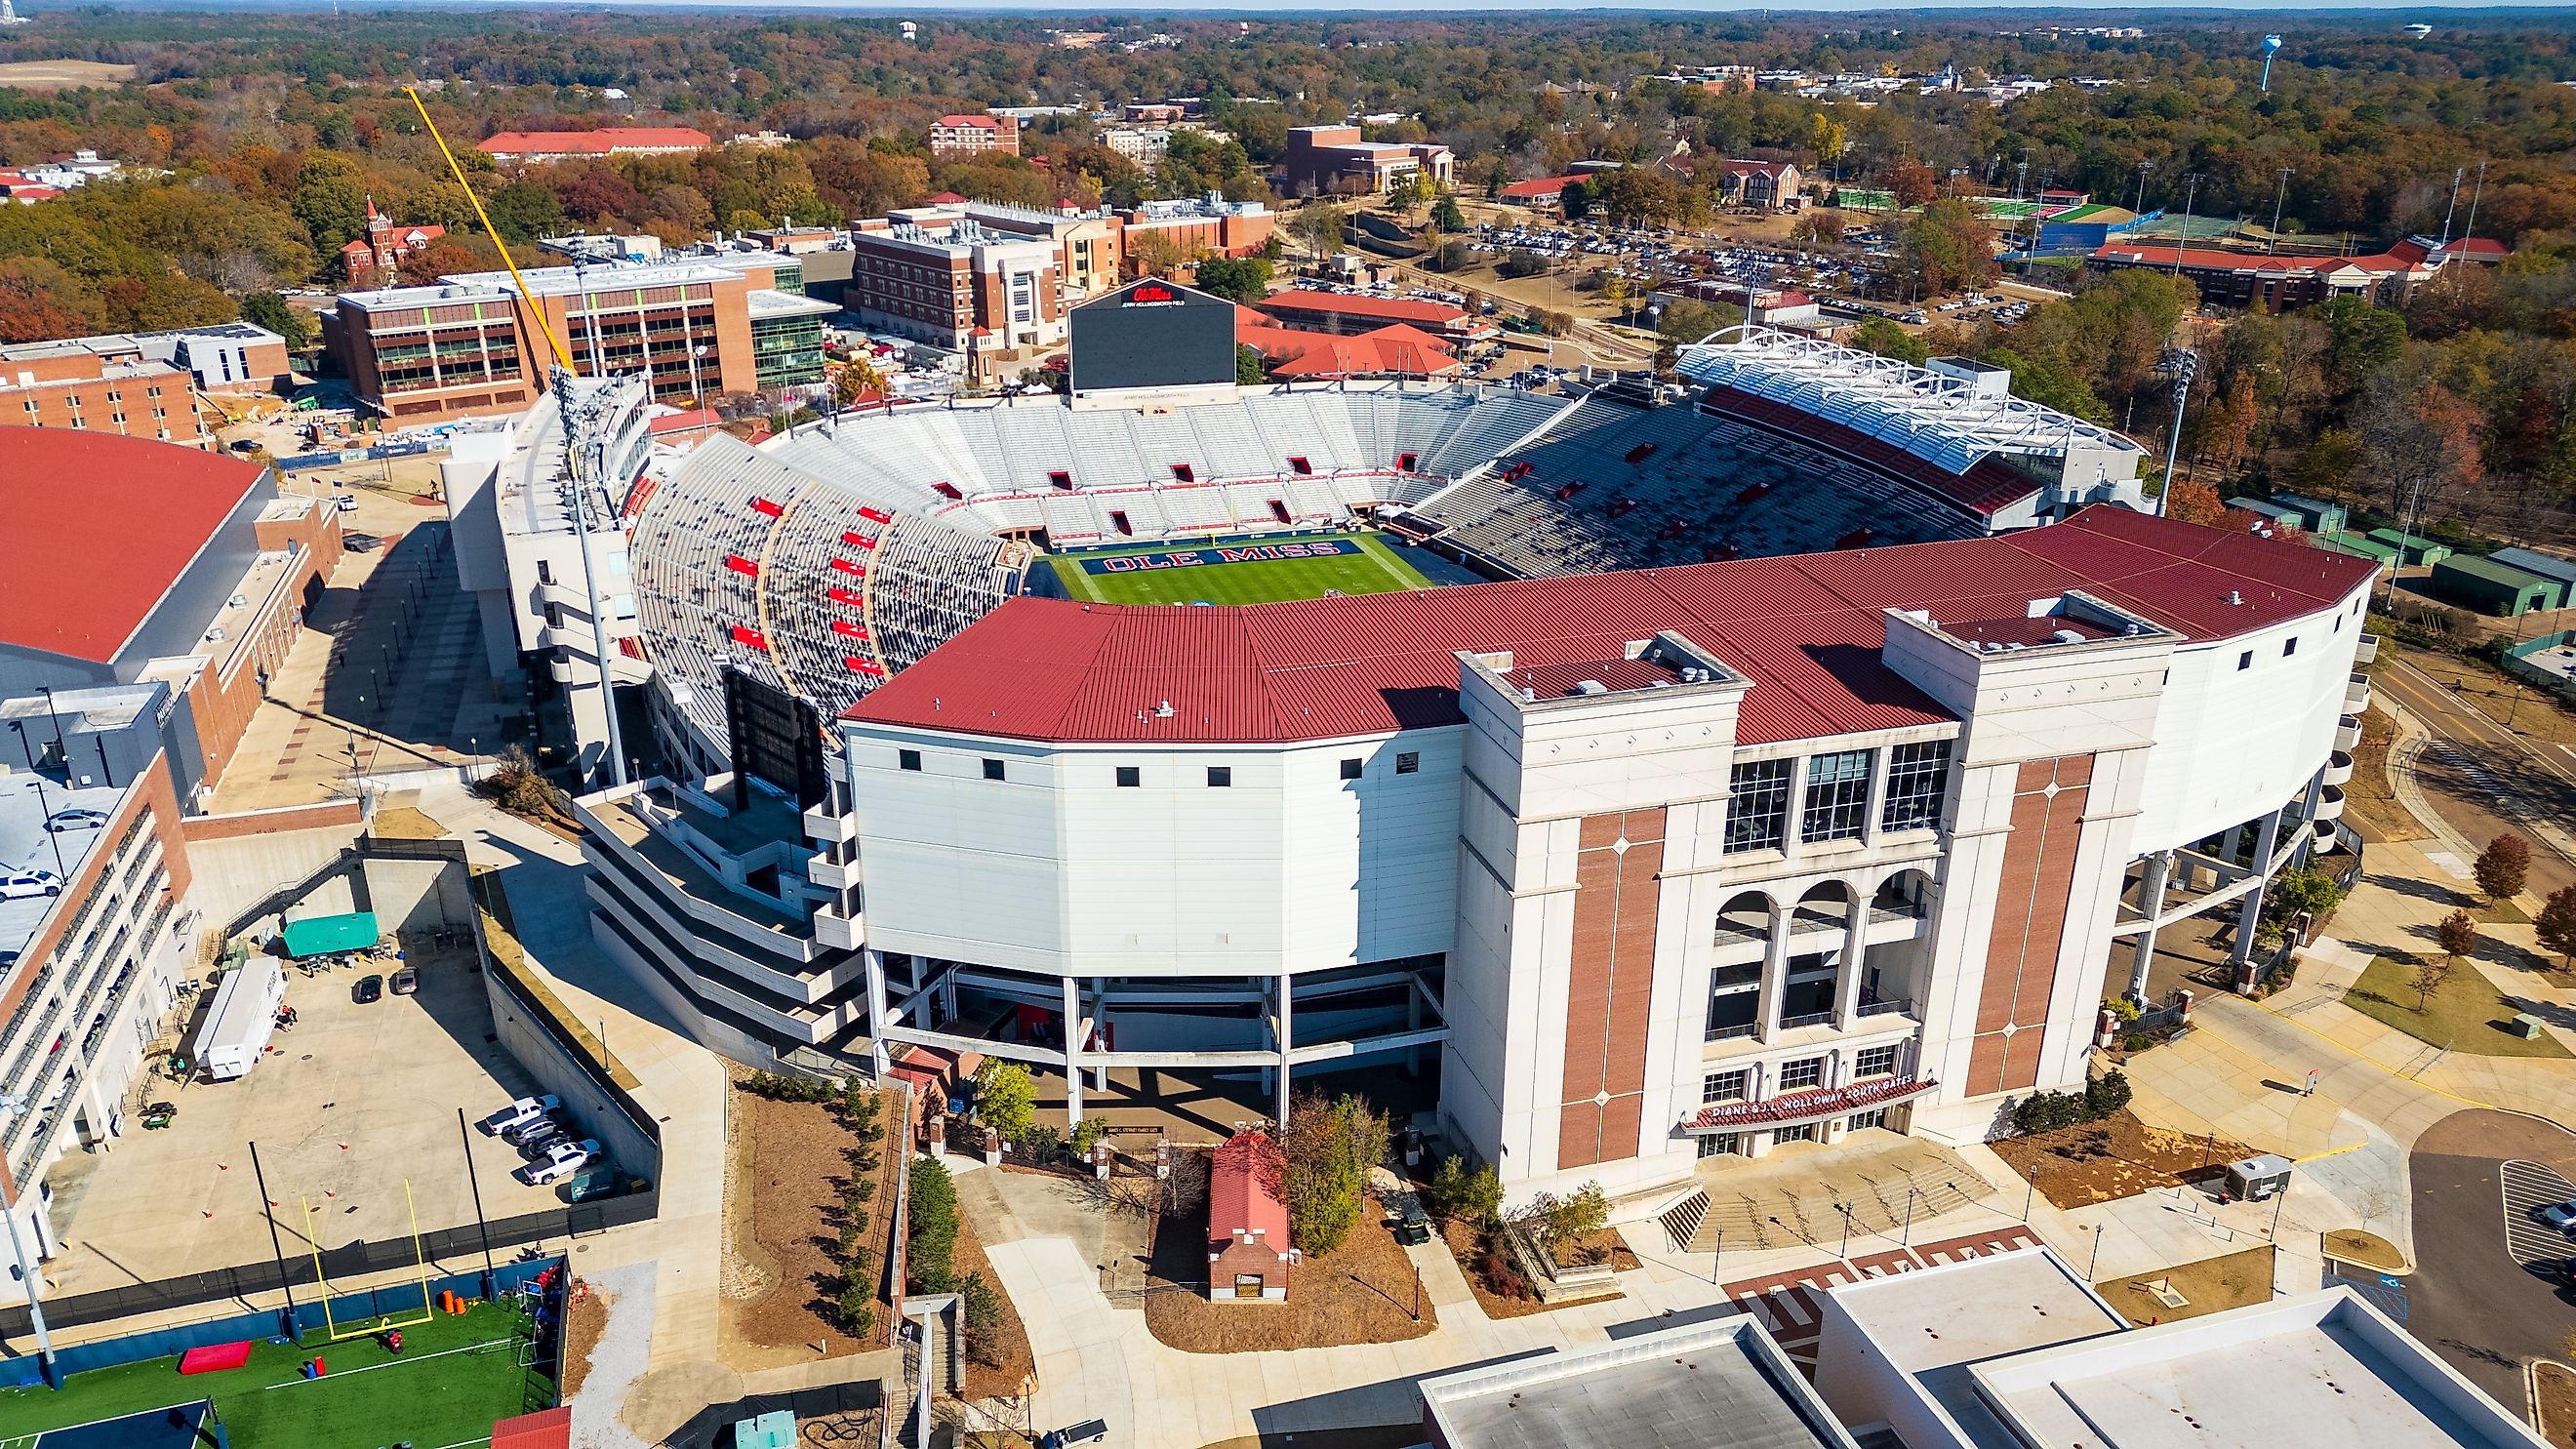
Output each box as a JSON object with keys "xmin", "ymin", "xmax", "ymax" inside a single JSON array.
[
  {"xmin": 0, "ymin": 1095, "xmax": 60, "ymax": 1388},
  {"xmin": 2269, "ymin": 168, "xmax": 2294, "ymax": 254},
  {"xmin": 2155, "ymin": 346, "xmax": 2197, "ymax": 517},
  {"xmin": 2133, "ymin": 160, "xmax": 2153, "ymax": 215},
  {"xmin": 1835, "ymin": 1200, "xmax": 1856, "ymax": 1259},
  {"xmin": 2170, "ymin": 173, "xmax": 2201, "ymax": 275},
  {"xmin": 2085, "ymin": 1223, "xmax": 2105, "ymax": 1281},
  {"xmin": 1901, "ymin": 1186, "xmax": 1919, "ymax": 1247}
]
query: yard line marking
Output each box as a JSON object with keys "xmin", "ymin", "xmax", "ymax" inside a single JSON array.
[{"xmin": 260, "ymin": 1334, "xmax": 518, "ymax": 1389}]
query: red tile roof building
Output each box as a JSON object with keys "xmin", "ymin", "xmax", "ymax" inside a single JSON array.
[
  {"xmin": 1253, "ymin": 291, "xmax": 1491, "ymax": 342},
  {"xmin": 476, "ymin": 127, "xmax": 713, "ymax": 162},
  {"xmin": 930, "ymin": 113, "xmax": 1021, "ymax": 158}
]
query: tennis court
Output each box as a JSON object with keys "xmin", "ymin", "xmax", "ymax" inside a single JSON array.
[
  {"xmin": 1052, "ymin": 532, "xmax": 1434, "ymax": 606},
  {"xmin": 0, "ymin": 1299, "xmax": 551, "ymax": 1449}
]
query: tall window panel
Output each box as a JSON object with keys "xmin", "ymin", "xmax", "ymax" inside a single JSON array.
[
  {"xmin": 1725, "ymin": 757, "xmax": 1794, "ymax": 854},
  {"xmin": 1880, "ymin": 740, "xmax": 1953, "ymax": 833},
  {"xmin": 1801, "ymin": 749, "xmax": 1874, "ymax": 843}
]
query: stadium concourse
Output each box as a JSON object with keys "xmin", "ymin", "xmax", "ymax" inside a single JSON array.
[{"xmin": 624, "ymin": 329, "xmax": 2150, "ymax": 776}]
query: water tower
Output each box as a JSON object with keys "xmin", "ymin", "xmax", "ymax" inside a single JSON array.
[{"xmin": 2259, "ymin": 35, "xmax": 2283, "ymax": 93}]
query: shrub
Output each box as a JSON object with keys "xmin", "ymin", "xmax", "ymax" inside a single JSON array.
[
  {"xmin": 2265, "ymin": 865, "xmax": 2344, "ymax": 932},
  {"xmin": 851, "ymin": 1177, "xmax": 876, "ymax": 1203},
  {"xmin": 2123, "ymin": 1033, "xmax": 2153, "ymax": 1052},
  {"xmin": 974, "ymin": 1059, "xmax": 1038, "ymax": 1142},
  {"xmin": 958, "ymin": 1272, "xmax": 1005, "ymax": 1364},
  {"xmin": 2107, "ymin": 997, "xmax": 2141, "ymax": 1025},
  {"xmin": 740, "ymin": 1071, "xmax": 834, "ymax": 1103},
  {"xmin": 2083, "ymin": 1070, "xmax": 2132, "ymax": 1120},
  {"xmin": 833, "ymin": 1283, "xmax": 874, "ymax": 1336},
  {"xmin": 1020, "ymin": 1123, "xmax": 1062, "ymax": 1161},
  {"xmin": 906, "ymin": 1157, "xmax": 958, "ymax": 1291},
  {"xmin": 1069, "ymin": 1117, "xmax": 1109, "ymax": 1159},
  {"xmin": 1281, "ymin": 1091, "xmax": 1389, "ymax": 1256}
]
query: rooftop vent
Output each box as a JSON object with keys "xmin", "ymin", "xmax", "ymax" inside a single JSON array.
[
  {"xmin": 2227, "ymin": 589, "xmax": 2244, "ymax": 606},
  {"xmin": 1573, "ymin": 679, "xmax": 1609, "ymax": 696},
  {"xmin": 1153, "ymin": 701, "xmax": 1175, "ymax": 718},
  {"xmin": 2051, "ymin": 628, "xmax": 2087, "ymax": 646}
]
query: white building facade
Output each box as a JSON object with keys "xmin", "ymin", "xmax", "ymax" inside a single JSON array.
[{"xmin": 790, "ymin": 508, "xmax": 2374, "ymax": 1202}]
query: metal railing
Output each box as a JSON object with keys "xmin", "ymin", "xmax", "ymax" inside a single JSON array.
[
  {"xmin": 1853, "ymin": 997, "xmax": 1914, "ymax": 1019},
  {"xmin": 1704, "ymin": 1022, "xmax": 1758, "ymax": 1043},
  {"xmin": 1778, "ymin": 1010, "xmax": 1836, "ymax": 1029}
]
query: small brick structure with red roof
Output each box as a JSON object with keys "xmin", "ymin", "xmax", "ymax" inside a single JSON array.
[{"xmin": 1208, "ymin": 1130, "xmax": 1295, "ymax": 1302}]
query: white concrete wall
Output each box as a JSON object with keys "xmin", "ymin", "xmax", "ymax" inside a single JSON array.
[{"xmin": 841, "ymin": 726, "xmax": 1460, "ymax": 979}]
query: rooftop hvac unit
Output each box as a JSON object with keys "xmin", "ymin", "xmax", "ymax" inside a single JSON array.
[
  {"xmin": 1574, "ymin": 680, "xmax": 1609, "ymax": 695},
  {"xmin": 2051, "ymin": 629, "xmax": 2086, "ymax": 645},
  {"xmin": 1153, "ymin": 701, "xmax": 1175, "ymax": 718}
]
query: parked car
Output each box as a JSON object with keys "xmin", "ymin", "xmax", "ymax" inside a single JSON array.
[
  {"xmin": 0, "ymin": 870, "xmax": 62, "ymax": 901},
  {"xmin": 334, "ymin": 494, "xmax": 361, "ymax": 513},
  {"xmin": 515, "ymin": 1139, "xmax": 601, "ymax": 1186},
  {"xmin": 555, "ymin": 1163, "xmax": 626, "ymax": 1204},
  {"xmin": 389, "ymin": 967, "xmax": 418, "ymax": 995},
  {"xmin": 503, "ymin": 1110, "xmax": 573, "ymax": 1148},
  {"xmin": 476, "ymin": 1094, "xmax": 562, "ymax": 1136},
  {"xmin": 42, "ymin": 808, "xmax": 109, "ymax": 833},
  {"xmin": 514, "ymin": 1124, "xmax": 571, "ymax": 1158},
  {"xmin": 352, "ymin": 974, "xmax": 383, "ymax": 1004},
  {"xmin": 2537, "ymin": 1200, "xmax": 2576, "ymax": 1233}
]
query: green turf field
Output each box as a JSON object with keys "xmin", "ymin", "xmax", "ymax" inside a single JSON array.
[
  {"xmin": 1053, "ymin": 533, "xmax": 1434, "ymax": 606},
  {"xmin": 0, "ymin": 1299, "xmax": 551, "ymax": 1449}
]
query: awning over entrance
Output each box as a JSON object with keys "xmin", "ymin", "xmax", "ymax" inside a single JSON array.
[
  {"xmin": 280, "ymin": 910, "xmax": 380, "ymax": 959},
  {"xmin": 1680, "ymin": 1074, "xmax": 1936, "ymax": 1135}
]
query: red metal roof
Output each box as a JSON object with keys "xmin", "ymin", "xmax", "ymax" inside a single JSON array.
[
  {"xmin": 1257, "ymin": 293, "xmax": 1468, "ymax": 327},
  {"xmin": 1498, "ymin": 175, "xmax": 1579, "ymax": 199},
  {"xmin": 490, "ymin": 1406, "xmax": 572, "ymax": 1449},
  {"xmin": 843, "ymin": 506, "xmax": 2375, "ymax": 748},
  {"xmin": 477, "ymin": 128, "xmax": 711, "ymax": 155},
  {"xmin": 1209, "ymin": 1131, "xmax": 1289, "ymax": 1253},
  {"xmin": 0, "ymin": 427, "xmax": 267, "ymax": 664}
]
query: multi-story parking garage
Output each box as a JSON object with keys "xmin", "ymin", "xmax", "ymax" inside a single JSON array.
[{"xmin": 575, "ymin": 326, "xmax": 2373, "ymax": 1201}]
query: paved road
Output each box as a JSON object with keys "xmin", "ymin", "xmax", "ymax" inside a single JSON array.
[
  {"xmin": 2405, "ymin": 1108, "xmax": 2576, "ymax": 1420},
  {"xmin": 2376, "ymin": 649, "xmax": 2576, "ymax": 902}
]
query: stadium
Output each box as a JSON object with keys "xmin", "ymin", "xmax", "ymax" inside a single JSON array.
[{"xmin": 585, "ymin": 279, "xmax": 2370, "ymax": 1206}]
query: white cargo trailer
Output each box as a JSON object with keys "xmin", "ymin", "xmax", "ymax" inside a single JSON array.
[{"xmin": 192, "ymin": 957, "xmax": 286, "ymax": 1080}]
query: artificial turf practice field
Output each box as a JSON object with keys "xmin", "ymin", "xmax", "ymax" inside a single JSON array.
[
  {"xmin": 0, "ymin": 1299, "xmax": 551, "ymax": 1449},
  {"xmin": 1051, "ymin": 532, "xmax": 1435, "ymax": 606}
]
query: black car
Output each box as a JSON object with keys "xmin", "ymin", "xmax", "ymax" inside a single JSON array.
[{"xmin": 353, "ymin": 974, "xmax": 383, "ymax": 1004}]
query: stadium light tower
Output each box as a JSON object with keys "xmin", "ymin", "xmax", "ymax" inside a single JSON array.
[
  {"xmin": 0, "ymin": 1094, "xmax": 58, "ymax": 1389},
  {"xmin": 2155, "ymin": 346, "xmax": 2197, "ymax": 518}
]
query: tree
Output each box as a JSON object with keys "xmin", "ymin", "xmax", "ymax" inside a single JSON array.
[
  {"xmin": 2083, "ymin": 1069, "xmax": 2133, "ymax": 1120},
  {"xmin": 1192, "ymin": 255, "xmax": 1271, "ymax": 303},
  {"xmin": 289, "ymin": 151, "xmax": 370, "ymax": 253},
  {"xmin": 1431, "ymin": 195, "xmax": 1465, "ymax": 231},
  {"xmin": 906, "ymin": 1157, "xmax": 959, "ymax": 1292},
  {"xmin": 0, "ymin": 257, "xmax": 97, "ymax": 342},
  {"xmin": 1290, "ymin": 202, "xmax": 1347, "ymax": 258},
  {"xmin": 974, "ymin": 1059, "xmax": 1037, "ymax": 1143},
  {"xmin": 1882, "ymin": 156, "xmax": 1939, "ymax": 209},
  {"xmin": 1789, "ymin": 212, "xmax": 1843, "ymax": 247},
  {"xmin": 1986, "ymin": 346, "xmax": 2107, "ymax": 423},
  {"xmin": 239, "ymin": 291, "xmax": 311, "ymax": 350},
  {"xmin": 2409, "ymin": 951, "xmax": 2456, "ymax": 1013},
  {"xmin": 1236, "ymin": 342, "xmax": 1267, "ymax": 386},
  {"xmin": 1899, "ymin": 197, "xmax": 1999, "ymax": 297},
  {"xmin": 2162, "ymin": 479, "xmax": 2229, "ymax": 527},
  {"xmin": 2474, "ymin": 834, "xmax": 2531, "ymax": 903},
  {"xmin": 1278, "ymin": 1090, "xmax": 1388, "ymax": 1257},
  {"xmin": 1850, "ymin": 317, "xmax": 1929, "ymax": 366},
  {"xmin": 485, "ymin": 181, "xmax": 567, "ymax": 245},
  {"xmin": 1426, "ymin": 1153, "xmax": 1503, "ymax": 1227},
  {"xmin": 99, "ymin": 273, "xmax": 236, "ymax": 333},
  {"xmin": 2266, "ymin": 865, "xmax": 2345, "ymax": 934},
  {"xmin": 833, "ymin": 356, "xmax": 886, "ymax": 406},
  {"xmin": 1497, "ymin": 250, "xmax": 1550, "ymax": 279},
  {"xmin": 2533, "ymin": 886, "xmax": 2576, "ymax": 969},
  {"xmin": 1559, "ymin": 180, "xmax": 1592, "ymax": 221},
  {"xmin": 1386, "ymin": 170, "xmax": 1432, "ymax": 222},
  {"xmin": 2361, "ymin": 370, "xmax": 2484, "ymax": 520},
  {"xmin": 1435, "ymin": 240, "xmax": 1474, "ymax": 272},
  {"xmin": 2436, "ymin": 908, "xmax": 2480, "ymax": 968}
]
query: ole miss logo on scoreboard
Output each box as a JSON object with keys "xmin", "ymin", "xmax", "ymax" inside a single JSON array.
[
  {"xmin": 1122, "ymin": 283, "xmax": 1183, "ymax": 307},
  {"xmin": 1078, "ymin": 538, "xmax": 1361, "ymax": 575}
]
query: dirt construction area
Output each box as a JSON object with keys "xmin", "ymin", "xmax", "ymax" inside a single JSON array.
[
  {"xmin": 38, "ymin": 944, "xmax": 563, "ymax": 1299},
  {"xmin": 1991, "ymin": 1108, "xmax": 2253, "ymax": 1210}
]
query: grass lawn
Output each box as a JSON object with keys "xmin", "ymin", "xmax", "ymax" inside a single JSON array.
[
  {"xmin": 2094, "ymin": 1245, "xmax": 2275, "ymax": 1324},
  {"xmin": 0, "ymin": 1299, "xmax": 551, "ymax": 1449},
  {"xmin": 2345, "ymin": 952, "xmax": 2571, "ymax": 1059},
  {"xmin": 1054, "ymin": 533, "xmax": 1433, "ymax": 606}
]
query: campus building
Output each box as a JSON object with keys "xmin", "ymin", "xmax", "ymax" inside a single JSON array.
[
  {"xmin": 0, "ymin": 428, "xmax": 342, "ymax": 803},
  {"xmin": 843, "ymin": 212, "xmax": 1066, "ymax": 365},
  {"xmin": 475, "ymin": 128, "xmax": 713, "ymax": 163},
  {"xmin": 1283, "ymin": 125, "xmax": 1454, "ymax": 196},
  {"xmin": 0, "ymin": 751, "xmax": 198, "ymax": 1305},
  {"xmin": 2084, "ymin": 234, "xmax": 2507, "ymax": 310},
  {"xmin": 928, "ymin": 113, "xmax": 1020, "ymax": 158},
  {"xmin": 1, "ymin": 324, "xmax": 293, "ymax": 445},
  {"xmin": 320, "ymin": 256, "xmax": 831, "ymax": 422}
]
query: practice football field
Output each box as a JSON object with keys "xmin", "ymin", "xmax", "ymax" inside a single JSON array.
[
  {"xmin": 0, "ymin": 1298, "xmax": 550, "ymax": 1449},
  {"xmin": 1053, "ymin": 533, "xmax": 1436, "ymax": 606}
]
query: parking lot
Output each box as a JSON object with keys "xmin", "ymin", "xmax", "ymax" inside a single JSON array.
[
  {"xmin": 2404, "ymin": 1108, "xmax": 2576, "ymax": 1420},
  {"xmin": 38, "ymin": 943, "xmax": 575, "ymax": 1299}
]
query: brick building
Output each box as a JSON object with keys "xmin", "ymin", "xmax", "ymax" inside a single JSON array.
[
  {"xmin": 321, "ymin": 255, "xmax": 830, "ymax": 422},
  {"xmin": 0, "ymin": 323, "xmax": 290, "ymax": 445},
  {"xmin": 1207, "ymin": 1131, "xmax": 1294, "ymax": 1301},
  {"xmin": 476, "ymin": 127, "xmax": 713, "ymax": 163},
  {"xmin": 1283, "ymin": 125, "xmax": 1453, "ymax": 197},
  {"xmin": 843, "ymin": 212, "xmax": 1065, "ymax": 368},
  {"xmin": 929, "ymin": 114, "xmax": 1020, "ymax": 158},
  {"xmin": 342, "ymin": 197, "xmax": 446, "ymax": 281}
]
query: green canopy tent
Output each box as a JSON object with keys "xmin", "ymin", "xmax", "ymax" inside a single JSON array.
[{"xmin": 280, "ymin": 910, "xmax": 380, "ymax": 959}]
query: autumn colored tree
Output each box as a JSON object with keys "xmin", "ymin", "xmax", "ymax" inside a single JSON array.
[
  {"xmin": 0, "ymin": 257, "xmax": 97, "ymax": 342},
  {"xmin": 2162, "ymin": 479, "xmax": 2229, "ymax": 528},
  {"xmin": 2475, "ymin": 834, "xmax": 2531, "ymax": 903},
  {"xmin": 2435, "ymin": 908, "xmax": 2479, "ymax": 968},
  {"xmin": 2539, "ymin": 887, "xmax": 2576, "ymax": 970},
  {"xmin": 1882, "ymin": 156, "xmax": 1938, "ymax": 209},
  {"xmin": 2410, "ymin": 951, "xmax": 2455, "ymax": 1012}
]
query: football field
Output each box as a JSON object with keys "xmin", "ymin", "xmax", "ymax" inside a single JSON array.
[{"xmin": 1053, "ymin": 533, "xmax": 1436, "ymax": 606}]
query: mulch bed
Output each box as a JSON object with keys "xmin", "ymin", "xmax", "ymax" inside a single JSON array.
[
  {"xmin": 1143, "ymin": 1196, "xmax": 1439, "ymax": 1352},
  {"xmin": 2320, "ymin": 1228, "xmax": 2406, "ymax": 1272},
  {"xmin": 1990, "ymin": 1108, "xmax": 2253, "ymax": 1209},
  {"xmin": 2094, "ymin": 1245, "xmax": 2274, "ymax": 1324},
  {"xmin": 950, "ymin": 1200, "xmax": 1038, "ymax": 1400},
  {"xmin": 734, "ymin": 1090, "xmax": 900, "ymax": 1352},
  {"xmin": 2536, "ymin": 1361, "xmax": 2576, "ymax": 1448},
  {"xmin": 1436, "ymin": 1219, "xmax": 1620, "ymax": 1320},
  {"xmin": 561, "ymin": 1276, "xmax": 610, "ymax": 1397}
]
